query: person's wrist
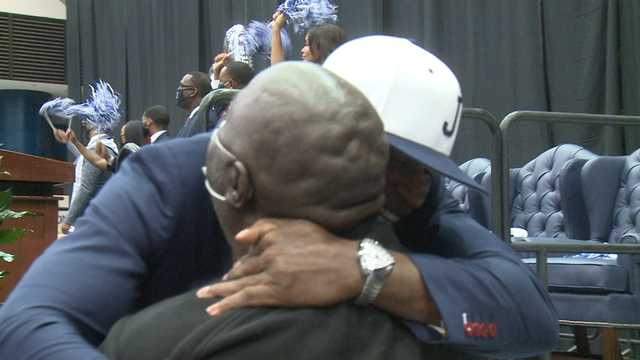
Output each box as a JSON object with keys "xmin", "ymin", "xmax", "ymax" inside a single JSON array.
[
  {"xmin": 335, "ymin": 239, "xmax": 363, "ymax": 298},
  {"xmin": 354, "ymin": 238, "xmax": 396, "ymax": 305}
]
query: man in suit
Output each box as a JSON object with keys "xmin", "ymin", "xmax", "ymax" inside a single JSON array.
[
  {"xmin": 197, "ymin": 36, "xmax": 560, "ymax": 357},
  {"xmin": 100, "ymin": 61, "xmax": 429, "ymax": 360},
  {"xmin": 142, "ymin": 105, "xmax": 171, "ymax": 144},
  {"xmin": 0, "ymin": 37, "xmax": 558, "ymax": 360},
  {"xmin": 176, "ymin": 71, "xmax": 212, "ymax": 138},
  {"xmin": 189, "ymin": 60, "xmax": 255, "ymax": 135}
]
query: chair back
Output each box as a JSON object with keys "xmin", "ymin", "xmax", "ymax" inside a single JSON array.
[
  {"xmin": 511, "ymin": 144, "xmax": 596, "ymax": 238},
  {"xmin": 444, "ymin": 158, "xmax": 491, "ymax": 227}
]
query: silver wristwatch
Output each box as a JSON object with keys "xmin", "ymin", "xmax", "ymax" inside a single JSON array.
[{"xmin": 355, "ymin": 238, "xmax": 395, "ymax": 305}]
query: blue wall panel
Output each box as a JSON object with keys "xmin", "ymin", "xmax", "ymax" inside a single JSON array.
[{"xmin": 0, "ymin": 90, "xmax": 67, "ymax": 160}]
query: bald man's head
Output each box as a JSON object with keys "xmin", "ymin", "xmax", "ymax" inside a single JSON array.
[{"xmin": 206, "ymin": 62, "xmax": 387, "ymax": 248}]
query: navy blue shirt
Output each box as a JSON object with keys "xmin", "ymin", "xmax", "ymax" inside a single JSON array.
[{"xmin": 0, "ymin": 134, "xmax": 557, "ymax": 359}]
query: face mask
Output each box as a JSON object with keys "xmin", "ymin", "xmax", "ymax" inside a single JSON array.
[
  {"xmin": 176, "ymin": 88, "xmax": 193, "ymax": 109},
  {"xmin": 210, "ymin": 77, "xmax": 220, "ymax": 90},
  {"xmin": 176, "ymin": 90, "xmax": 187, "ymax": 109}
]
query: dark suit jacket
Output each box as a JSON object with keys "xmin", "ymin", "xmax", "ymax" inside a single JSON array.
[
  {"xmin": 153, "ymin": 131, "xmax": 171, "ymax": 143},
  {"xmin": 0, "ymin": 134, "xmax": 558, "ymax": 360},
  {"xmin": 176, "ymin": 89, "xmax": 239, "ymax": 138}
]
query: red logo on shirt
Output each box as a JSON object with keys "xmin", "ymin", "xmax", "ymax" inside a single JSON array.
[{"xmin": 462, "ymin": 313, "xmax": 496, "ymax": 338}]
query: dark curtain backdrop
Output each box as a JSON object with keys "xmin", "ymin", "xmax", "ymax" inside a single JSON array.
[{"xmin": 66, "ymin": 0, "xmax": 640, "ymax": 166}]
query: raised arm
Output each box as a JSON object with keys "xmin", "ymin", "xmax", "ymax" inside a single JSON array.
[
  {"xmin": 270, "ymin": 12, "xmax": 287, "ymax": 65},
  {"xmin": 212, "ymin": 53, "xmax": 230, "ymax": 81},
  {"xmin": 68, "ymin": 130, "xmax": 110, "ymax": 171},
  {"xmin": 0, "ymin": 144, "xmax": 185, "ymax": 360}
]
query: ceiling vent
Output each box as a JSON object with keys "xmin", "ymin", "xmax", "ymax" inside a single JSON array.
[{"xmin": 0, "ymin": 12, "xmax": 65, "ymax": 84}]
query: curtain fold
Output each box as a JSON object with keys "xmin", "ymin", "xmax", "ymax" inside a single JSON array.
[{"xmin": 66, "ymin": 0, "xmax": 640, "ymax": 164}]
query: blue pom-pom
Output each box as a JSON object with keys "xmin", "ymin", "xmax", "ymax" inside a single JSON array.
[
  {"xmin": 87, "ymin": 81, "xmax": 122, "ymax": 132},
  {"xmin": 39, "ymin": 97, "xmax": 75, "ymax": 120},
  {"xmin": 66, "ymin": 103, "xmax": 98, "ymax": 121},
  {"xmin": 224, "ymin": 24, "xmax": 258, "ymax": 68},
  {"xmin": 246, "ymin": 21, "xmax": 271, "ymax": 57},
  {"xmin": 277, "ymin": 0, "xmax": 338, "ymax": 34},
  {"xmin": 246, "ymin": 21, "xmax": 293, "ymax": 59},
  {"xmin": 67, "ymin": 80, "xmax": 121, "ymax": 133}
]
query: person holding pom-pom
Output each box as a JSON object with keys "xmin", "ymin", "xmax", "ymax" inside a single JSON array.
[{"xmin": 271, "ymin": 12, "xmax": 344, "ymax": 65}]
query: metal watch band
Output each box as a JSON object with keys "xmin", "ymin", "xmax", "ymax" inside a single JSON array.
[
  {"xmin": 355, "ymin": 238, "xmax": 395, "ymax": 305},
  {"xmin": 355, "ymin": 268, "xmax": 386, "ymax": 305}
]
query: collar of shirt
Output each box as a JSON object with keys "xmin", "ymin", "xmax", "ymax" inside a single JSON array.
[
  {"xmin": 188, "ymin": 106, "xmax": 200, "ymax": 120},
  {"xmin": 150, "ymin": 130, "xmax": 167, "ymax": 143}
]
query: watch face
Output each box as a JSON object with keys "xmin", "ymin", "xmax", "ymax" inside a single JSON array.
[{"xmin": 360, "ymin": 241, "xmax": 395, "ymax": 271}]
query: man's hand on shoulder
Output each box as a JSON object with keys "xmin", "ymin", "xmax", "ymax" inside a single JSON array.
[{"xmin": 196, "ymin": 218, "xmax": 362, "ymax": 315}]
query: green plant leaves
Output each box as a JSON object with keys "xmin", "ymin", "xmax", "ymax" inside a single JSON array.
[
  {"xmin": 0, "ymin": 189, "xmax": 36, "ymax": 229},
  {"xmin": 0, "ymin": 186, "xmax": 34, "ymax": 279},
  {"xmin": 0, "ymin": 228, "xmax": 26, "ymax": 245},
  {"xmin": 0, "ymin": 251, "xmax": 14, "ymax": 263},
  {"xmin": 0, "ymin": 154, "xmax": 7, "ymax": 176},
  {"xmin": 0, "ymin": 189, "xmax": 11, "ymax": 210},
  {"xmin": 0, "ymin": 208, "xmax": 32, "ymax": 221}
]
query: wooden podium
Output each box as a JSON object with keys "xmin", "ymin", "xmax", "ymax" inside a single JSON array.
[{"xmin": 0, "ymin": 150, "xmax": 74, "ymax": 301}]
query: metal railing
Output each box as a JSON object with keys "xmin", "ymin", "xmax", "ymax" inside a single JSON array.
[
  {"xmin": 500, "ymin": 111, "xmax": 640, "ymax": 242},
  {"xmin": 460, "ymin": 108, "xmax": 503, "ymax": 236},
  {"xmin": 501, "ymin": 112, "xmax": 640, "ymax": 358},
  {"xmin": 511, "ymin": 239, "xmax": 640, "ymax": 291}
]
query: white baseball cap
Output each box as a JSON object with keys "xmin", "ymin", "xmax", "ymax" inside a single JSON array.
[{"xmin": 324, "ymin": 35, "xmax": 484, "ymax": 192}]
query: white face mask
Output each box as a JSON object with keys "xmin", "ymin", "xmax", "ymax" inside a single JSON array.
[{"xmin": 210, "ymin": 77, "xmax": 220, "ymax": 90}]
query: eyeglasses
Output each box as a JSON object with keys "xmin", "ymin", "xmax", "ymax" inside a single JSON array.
[
  {"xmin": 202, "ymin": 133, "xmax": 235, "ymax": 202},
  {"xmin": 176, "ymin": 86, "xmax": 196, "ymax": 96}
]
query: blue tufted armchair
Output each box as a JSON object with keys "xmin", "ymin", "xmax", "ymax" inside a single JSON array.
[
  {"xmin": 514, "ymin": 151, "xmax": 640, "ymax": 358},
  {"xmin": 511, "ymin": 144, "xmax": 597, "ymax": 238},
  {"xmin": 551, "ymin": 152, "xmax": 640, "ymax": 324},
  {"xmin": 444, "ymin": 158, "xmax": 491, "ymax": 228}
]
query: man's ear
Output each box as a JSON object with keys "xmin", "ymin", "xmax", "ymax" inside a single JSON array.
[{"xmin": 225, "ymin": 160, "xmax": 253, "ymax": 208}]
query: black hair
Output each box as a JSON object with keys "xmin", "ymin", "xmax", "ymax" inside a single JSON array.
[
  {"xmin": 122, "ymin": 120, "xmax": 146, "ymax": 146},
  {"xmin": 115, "ymin": 143, "xmax": 140, "ymax": 172},
  {"xmin": 224, "ymin": 61, "xmax": 255, "ymax": 88},
  {"xmin": 143, "ymin": 105, "xmax": 170, "ymax": 130},
  {"xmin": 307, "ymin": 24, "xmax": 346, "ymax": 64},
  {"xmin": 187, "ymin": 71, "xmax": 212, "ymax": 98}
]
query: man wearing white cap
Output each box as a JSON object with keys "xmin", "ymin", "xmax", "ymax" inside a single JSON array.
[
  {"xmin": 0, "ymin": 37, "xmax": 557, "ymax": 359},
  {"xmin": 196, "ymin": 36, "xmax": 559, "ymax": 356}
]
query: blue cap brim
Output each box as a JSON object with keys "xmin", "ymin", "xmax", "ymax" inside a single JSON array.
[{"xmin": 387, "ymin": 133, "xmax": 489, "ymax": 195}]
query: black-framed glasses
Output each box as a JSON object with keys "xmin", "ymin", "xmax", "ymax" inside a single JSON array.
[{"xmin": 176, "ymin": 86, "xmax": 196, "ymax": 98}]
